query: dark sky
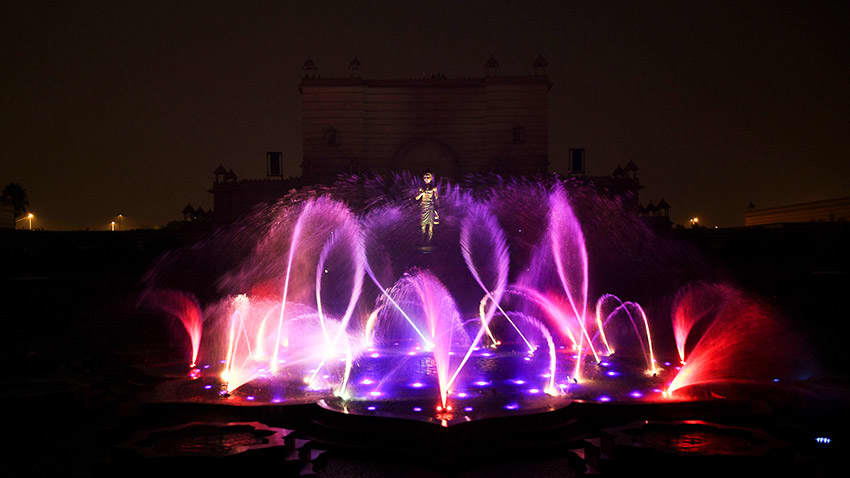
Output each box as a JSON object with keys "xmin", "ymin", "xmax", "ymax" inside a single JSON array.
[{"xmin": 2, "ymin": 1, "xmax": 848, "ymax": 230}]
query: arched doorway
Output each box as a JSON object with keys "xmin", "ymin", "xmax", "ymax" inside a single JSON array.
[{"xmin": 393, "ymin": 139, "xmax": 459, "ymax": 180}]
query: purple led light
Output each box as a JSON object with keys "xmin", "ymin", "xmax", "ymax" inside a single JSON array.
[
  {"xmin": 652, "ymin": 388, "xmax": 663, "ymax": 393},
  {"xmin": 203, "ymin": 364, "xmax": 210, "ymax": 369},
  {"xmin": 204, "ymin": 384, "xmax": 213, "ymax": 389},
  {"xmin": 409, "ymin": 382, "xmax": 425, "ymax": 388},
  {"xmin": 272, "ymin": 398, "xmax": 283, "ymax": 403},
  {"xmin": 464, "ymin": 407, "xmax": 473, "ymax": 412},
  {"xmin": 511, "ymin": 379, "xmax": 526, "ymax": 385},
  {"xmin": 480, "ymin": 352, "xmax": 493, "ymax": 357},
  {"xmin": 474, "ymin": 380, "xmax": 490, "ymax": 386},
  {"xmin": 408, "ymin": 351, "xmax": 416, "ymax": 356},
  {"xmin": 663, "ymin": 361, "xmax": 672, "ymax": 367},
  {"xmin": 606, "ymin": 370, "xmax": 619, "ymax": 377},
  {"xmin": 599, "ymin": 361, "xmax": 610, "ymax": 367},
  {"xmin": 630, "ymin": 391, "xmax": 643, "ymax": 398},
  {"xmin": 219, "ymin": 359, "xmax": 227, "ymax": 364},
  {"xmin": 246, "ymin": 396, "xmax": 255, "ymax": 401},
  {"xmin": 360, "ymin": 378, "xmax": 374, "ymax": 385},
  {"xmin": 598, "ymin": 396, "xmax": 612, "ymax": 402},
  {"xmin": 413, "ymin": 407, "xmax": 422, "ymax": 412},
  {"xmin": 370, "ymin": 352, "xmax": 380, "ymax": 358},
  {"xmin": 369, "ymin": 390, "xmax": 382, "ymax": 397},
  {"xmin": 367, "ymin": 406, "xmax": 376, "ymax": 411},
  {"xmin": 523, "ymin": 356, "xmax": 532, "ymax": 361},
  {"xmin": 528, "ymin": 388, "xmax": 540, "ymax": 394},
  {"xmin": 504, "ymin": 403, "xmax": 520, "ymax": 410},
  {"xmin": 456, "ymin": 392, "xmax": 468, "ymax": 398}
]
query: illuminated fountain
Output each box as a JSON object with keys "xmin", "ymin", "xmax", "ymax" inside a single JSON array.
[{"xmin": 142, "ymin": 175, "xmax": 808, "ymax": 425}]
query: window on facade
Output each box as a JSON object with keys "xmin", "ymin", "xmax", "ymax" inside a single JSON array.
[
  {"xmin": 324, "ymin": 127, "xmax": 338, "ymax": 147},
  {"xmin": 512, "ymin": 126, "xmax": 525, "ymax": 144}
]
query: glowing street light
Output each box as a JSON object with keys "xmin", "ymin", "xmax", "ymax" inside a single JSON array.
[
  {"xmin": 16, "ymin": 212, "xmax": 34, "ymax": 230},
  {"xmin": 689, "ymin": 217, "xmax": 699, "ymax": 227},
  {"xmin": 110, "ymin": 221, "xmax": 116, "ymax": 231}
]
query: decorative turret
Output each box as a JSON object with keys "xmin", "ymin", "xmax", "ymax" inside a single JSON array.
[
  {"xmin": 225, "ymin": 169, "xmax": 238, "ymax": 183},
  {"xmin": 533, "ymin": 54, "xmax": 548, "ymax": 76},
  {"xmin": 613, "ymin": 165, "xmax": 626, "ymax": 178},
  {"xmin": 213, "ymin": 164, "xmax": 227, "ymax": 184},
  {"xmin": 485, "ymin": 55, "xmax": 499, "ymax": 76},
  {"xmin": 624, "ymin": 160, "xmax": 639, "ymax": 178},
  {"xmin": 303, "ymin": 58, "xmax": 318, "ymax": 79},
  {"xmin": 656, "ymin": 198, "xmax": 670, "ymax": 218},
  {"xmin": 349, "ymin": 57, "xmax": 361, "ymax": 78},
  {"xmin": 645, "ymin": 201, "xmax": 657, "ymax": 216},
  {"xmin": 182, "ymin": 203, "xmax": 195, "ymax": 221}
]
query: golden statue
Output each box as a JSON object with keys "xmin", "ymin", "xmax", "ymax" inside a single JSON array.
[{"xmin": 415, "ymin": 171, "xmax": 439, "ymax": 242}]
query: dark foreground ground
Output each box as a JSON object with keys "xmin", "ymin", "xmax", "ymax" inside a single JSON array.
[{"xmin": 1, "ymin": 223, "xmax": 848, "ymax": 477}]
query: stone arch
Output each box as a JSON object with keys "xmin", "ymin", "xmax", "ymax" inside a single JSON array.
[{"xmin": 393, "ymin": 139, "xmax": 459, "ymax": 179}]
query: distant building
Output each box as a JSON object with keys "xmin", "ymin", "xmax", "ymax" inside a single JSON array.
[
  {"xmin": 299, "ymin": 56, "xmax": 551, "ymax": 181},
  {"xmin": 745, "ymin": 197, "xmax": 850, "ymax": 226},
  {"xmin": 208, "ymin": 57, "xmax": 652, "ymax": 224}
]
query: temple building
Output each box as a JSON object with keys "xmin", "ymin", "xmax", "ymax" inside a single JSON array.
[
  {"xmin": 208, "ymin": 56, "xmax": 643, "ymax": 224},
  {"xmin": 300, "ymin": 56, "xmax": 551, "ymax": 180}
]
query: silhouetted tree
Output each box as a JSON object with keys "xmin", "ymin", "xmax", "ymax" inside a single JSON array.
[{"xmin": 1, "ymin": 183, "xmax": 29, "ymax": 228}]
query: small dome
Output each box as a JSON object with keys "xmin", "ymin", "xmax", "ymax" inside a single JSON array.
[
  {"xmin": 657, "ymin": 198, "xmax": 670, "ymax": 210},
  {"xmin": 645, "ymin": 201, "xmax": 657, "ymax": 212},
  {"xmin": 533, "ymin": 54, "xmax": 548, "ymax": 69},
  {"xmin": 349, "ymin": 57, "xmax": 361, "ymax": 68},
  {"xmin": 485, "ymin": 55, "xmax": 499, "ymax": 69},
  {"xmin": 213, "ymin": 164, "xmax": 227, "ymax": 175},
  {"xmin": 613, "ymin": 165, "xmax": 625, "ymax": 177}
]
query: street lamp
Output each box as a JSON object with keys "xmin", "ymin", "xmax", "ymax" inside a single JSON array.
[
  {"xmin": 27, "ymin": 212, "xmax": 33, "ymax": 230},
  {"xmin": 111, "ymin": 221, "xmax": 116, "ymax": 232},
  {"xmin": 689, "ymin": 217, "xmax": 699, "ymax": 228},
  {"xmin": 117, "ymin": 213, "xmax": 124, "ymax": 231}
]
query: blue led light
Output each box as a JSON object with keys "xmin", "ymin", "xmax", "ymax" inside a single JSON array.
[
  {"xmin": 367, "ymin": 406, "xmax": 376, "ymax": 411},
  {"xmin": 772, "ymin": 378, "xmax": 780, "ymax": 382},
  {"xmin": 815, "ymin": 436, "xmax": 831, "ymax": 445}
]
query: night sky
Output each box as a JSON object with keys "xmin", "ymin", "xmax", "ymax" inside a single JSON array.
[{"xmin": 2, "ymin": 1, "xmax": 848, "ymax": 230}]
